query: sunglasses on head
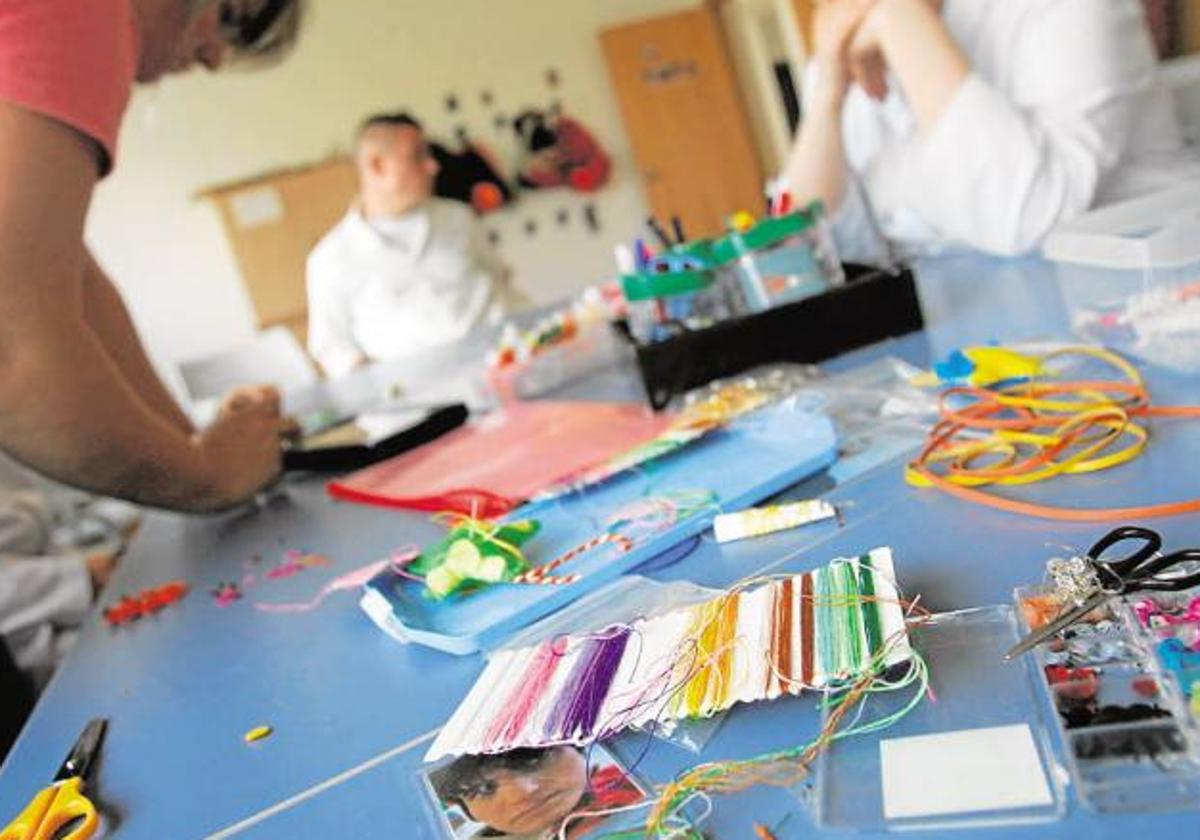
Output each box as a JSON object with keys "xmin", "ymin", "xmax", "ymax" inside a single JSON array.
[{"xmin": 217, "ymin": 0, "xmax": 293, "ymax": 52}]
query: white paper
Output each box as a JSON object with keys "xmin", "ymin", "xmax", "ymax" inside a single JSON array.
[
  {"xmin": 880, "ymin": 724, "xmax": 1053, "ymax": 820},
  {"xmin": 229, "ymin": 186, "xmax": 284, "ymax": 229}
]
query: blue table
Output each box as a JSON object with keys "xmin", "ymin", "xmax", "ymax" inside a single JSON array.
[{"xmin": 3, "ymin": 254, "xmax": 1199, "ymax": 839}]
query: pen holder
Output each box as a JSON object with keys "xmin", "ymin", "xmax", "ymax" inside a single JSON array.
[
  {"xmin": 623, "ymin": 261, "xmax": 923, "ymax": 410},
  {"xmin": 621, "ymin": 267, "xmax": 740, "ymax": 344},
  {"xmin": 728, "ymin": 204, "xmax": 845, "ymax": 312}
]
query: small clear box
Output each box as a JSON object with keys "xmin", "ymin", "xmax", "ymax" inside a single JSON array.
[
  {"xmin": 1043, "ymin": 182, "xmax": 1200, "ymax": 372},
  {"xmin": 729, "ymin": 203, "xmax": 845, "ymax": 313},
  {"xmin": 812, "ymin": 606, "xmax": 1068, "ymax": 831}
]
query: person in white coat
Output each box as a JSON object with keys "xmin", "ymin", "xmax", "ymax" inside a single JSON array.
[
  {"xmin": 785, "ymin": 0, "xmax": 1200, "ymax": 262},
  {"xmin": 306, "ymin": 113, "xmax": 524, "ymax": 378},
  {"xmin": 0, "ymin": 455, "xmax": 125, "ymax": 692}
]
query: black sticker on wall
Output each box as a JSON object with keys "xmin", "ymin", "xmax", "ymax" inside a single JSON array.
[{"xmin": 582, "ymin": 203, "xmax": 600, "ymax": 234}]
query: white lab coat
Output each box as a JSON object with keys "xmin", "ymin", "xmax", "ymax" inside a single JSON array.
[
  {"xmin": 0, "ymin": 456, "xmax": 90, "ymax": 691},
  {"xmin": 821, "ymin": 0, "xmax": 1200, "ymax": 262},
  {"xmin": 306, "ymin": 198, "xmax": 519, "ymax": 378}
]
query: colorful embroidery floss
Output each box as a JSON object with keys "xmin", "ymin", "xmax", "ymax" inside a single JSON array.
[
  {"xmin": 644, "ymin": 630, "xmax": 929, "ymax": 836},
  {"xmin": 426, "ymin": 547, "xmax": 912, "ymax": 761}
]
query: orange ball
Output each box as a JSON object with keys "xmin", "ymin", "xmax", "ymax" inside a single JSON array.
[{"xmin": 471, "ymin": 182, "xmax": 504, "ymax": 213}]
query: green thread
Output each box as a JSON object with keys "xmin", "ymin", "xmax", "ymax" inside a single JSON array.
[{"xmin": 857, "ymin": 555, "xmax": 885, "ymax": 654}]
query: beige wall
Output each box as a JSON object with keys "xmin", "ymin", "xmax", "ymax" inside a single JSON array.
[{"xmin": 87, "ymin": 0, "xmax": 699, "ymax": 371}]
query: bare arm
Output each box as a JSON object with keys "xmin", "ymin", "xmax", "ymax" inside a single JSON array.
[
  {"xmin": 81, "ymin": 251, "xmax": 195, "ymax": 433},
  {"xmin": 783, "ymin": 68, "xmax": 851, "ymax": 213},
  {"xmin": 783, "ymin": 0, "xmax": 877, "ymax": 212},
  {"xmin": 848, "ymin": 0, "xmax": 1151, "ymax": 253},
  {"xmin": 0, "ymin": 102, "xmax": 281, "ymax": 511}
]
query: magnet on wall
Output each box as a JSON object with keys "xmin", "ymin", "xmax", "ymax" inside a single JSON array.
[
  {"xmin": 546, "ymin": 68, "xmax": 561, "ymax": 89},
  {"xmin": 556, "ymin": 207, "xmax": 570, "ymax": 227},
  {"xmin": 582, "ymin": 203, "xmax": 600, "ymax": 234},
  {"xmin": 445, "ymin": 93, "xmax": 459, "ymax": 113},
  {"xmin": 524, "ymin": 219, "xmax": 538, "ymax": 237}
]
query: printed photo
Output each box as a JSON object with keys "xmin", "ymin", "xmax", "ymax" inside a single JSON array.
[{"xmin": 423, "ymin": 743, "xmax": 646, "ymax": 839}]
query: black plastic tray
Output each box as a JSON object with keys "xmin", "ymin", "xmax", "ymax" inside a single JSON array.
[{"xmin": 627, "ymin": 263, "xmax": 923, "ymax": 409}]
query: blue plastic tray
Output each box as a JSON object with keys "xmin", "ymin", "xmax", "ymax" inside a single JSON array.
[{"xmin": 361, "ymin": 402, "xmax": 838, "ymax": 654}]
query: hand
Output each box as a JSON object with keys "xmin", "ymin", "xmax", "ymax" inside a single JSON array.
[
  {"xmin": 85, "ymin": 549, "xmax": 119, "ymax": 593},
  {"xmin": 190, "ymin": 402, "xmax": 287, "ymax": 511},
  {"xmin": 847, "ymin": 9, "xmax": 889, "ymax": 101},
  {"xmin": 218, "ymin": 384, "xmax": 282, "ymax": 420},
  {"xmin": 221, "ymin": 383, "xmax": 301, "ymax": 442},
  {"xmin": 811, "ymin": 0, "xmax": 878, "ymax": 107},
  {"xmin": 846, "ymin": 0, "xmax": 944, "ymax": 102}
]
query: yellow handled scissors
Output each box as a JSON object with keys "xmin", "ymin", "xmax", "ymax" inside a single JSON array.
[{"xmin": 0, "ymin": 719, "xmax": 106, "ymax": 840}]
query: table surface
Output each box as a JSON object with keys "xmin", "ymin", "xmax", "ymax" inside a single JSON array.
[{"xmin": 3, "ymin": 254, "xmax": 1200, "ymax": 839}]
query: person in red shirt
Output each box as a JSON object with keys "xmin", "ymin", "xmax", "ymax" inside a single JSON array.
[{"xmin": 0, "ymin": 0, "xmax": 302, "ymax": 513}]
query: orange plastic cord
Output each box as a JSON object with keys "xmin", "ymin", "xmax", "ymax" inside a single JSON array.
[{"xmin": 906, "ymin": 347, "xmax": 1200, "ymax": 521}]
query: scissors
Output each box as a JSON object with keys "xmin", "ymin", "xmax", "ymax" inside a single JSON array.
[
  {"xmin": 1005, "ymin": 526, "xmax": 1200, "ymax": 661},
  {"xmin": 0, "ymin": 719, "xmax": 106, "ymax": 840}
]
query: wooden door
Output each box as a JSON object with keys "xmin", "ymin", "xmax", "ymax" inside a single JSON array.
[
  {"xmin": 601, "ymin": 7, "xmax": 766, "ymax": 239},
  {"xmin": 790, "ymin": 0, "xmax": 814, "ymax": 50}
]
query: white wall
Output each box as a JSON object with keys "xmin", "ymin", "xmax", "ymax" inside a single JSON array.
[{"xmin": 87, "ymin": 0, "xmax": 699, "ymax": 370}]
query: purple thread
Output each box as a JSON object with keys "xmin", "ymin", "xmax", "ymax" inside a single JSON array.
[{"xmin": 542, "ymin": 627, "xmax": 631, "ymax": 742}]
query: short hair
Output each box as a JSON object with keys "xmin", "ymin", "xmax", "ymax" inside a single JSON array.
[
  {"xmin": 430, "ymin": 747, "xmax": 574, "ymax": 814},
  {"xmin": 221, "ymin": 0, "xmax": 305, "ymax": 62},
  {"xmin": 358, "ymin": 112, "xmax": 424, "ymax": 139}
]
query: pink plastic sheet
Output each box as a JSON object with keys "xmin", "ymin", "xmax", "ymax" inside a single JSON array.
[{"xmin": 327, "ymin": 401, "xmax": 673, "ymax": 517}]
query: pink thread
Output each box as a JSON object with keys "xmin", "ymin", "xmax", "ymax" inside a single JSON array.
[
  {"xmin": 484, "ymin": 640, "xmax": 566, "ymax": 748},
  {"xmin": 255, "ymin": 548, "xmax": 419, "ymax": 614},
  {"xmin": 265, "ymin": 552, "xmax": 330, "ymax": 580},
  {"xmin": 266, "ymin": 563, "xmax": 302, "ymax": 580}
]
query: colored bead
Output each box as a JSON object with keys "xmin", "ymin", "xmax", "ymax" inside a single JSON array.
[{"xmin": 244, "ymin": 725, "xmax": 273, "ymax": 743}]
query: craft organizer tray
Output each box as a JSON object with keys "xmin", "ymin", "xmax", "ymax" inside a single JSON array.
[
  {"xmin": 1014, "ymin": 585, "xmax": 1200, "ymax": 813},
  {"xmin": 361, "ymin": 401, "xmax": 838, "ymax": 654}
]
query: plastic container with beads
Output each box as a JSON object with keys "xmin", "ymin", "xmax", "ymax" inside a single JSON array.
[
  {"xmin": 621, "ymin": 261, "xmax": 741, "ymax": 345},
  {"xmin": 728, "ymin": 201, "xmax": 845, "ymax": 312},
  {"xmin": 1043, "ymin": 183, "xmax": 1200, "ymax": 373}
]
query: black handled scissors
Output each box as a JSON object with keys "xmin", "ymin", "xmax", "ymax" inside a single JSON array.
[{"xmin": 1005, "ymin": 526, "xmax": 1200, "ymax": 661}]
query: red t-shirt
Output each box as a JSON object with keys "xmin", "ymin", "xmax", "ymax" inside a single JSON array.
[{"xmin": 0, "ymin": 0, "xmax": 140, "ymax": 175}]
